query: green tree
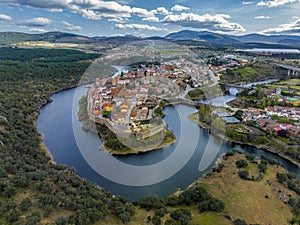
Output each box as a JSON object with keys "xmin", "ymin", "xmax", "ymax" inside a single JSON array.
[
  {"xmin": 245, "ymin": 154, "xmax": 256, "ymax": 161},
  {"xmin": 236, "ymin": 160, "xmax": 248, "ymax": 168},
  {"xmin": 238, "ymin": 170, "xmax": 249, "ymax": 180},
  {"xmin": 151, "ymin": 215, "xmax": 161, "ymax": 225},
  {"xmin": 20, "ymin": 198, "xmax": 32, "ymax": 211},
  {"xmin": 233, "ymin": 219, "xmax": 248, "ymax": 225},
  {"xmin": 25, "ymin": 212, "xmax": 41, "ymax": 225},
  {"xmin": 120, "ymin": 212, "xmax": 130, "ymax": 224},
  {"xmin": 258, "ymin": 163, "xmax": 267, "ymax": 173},
  {"xmin": 55, "ymin": 216, "xmax": 68, "ymax": 225},
  {"xmin": 4, "ymin": 186, "xmax": 17, "ymax": 198}
]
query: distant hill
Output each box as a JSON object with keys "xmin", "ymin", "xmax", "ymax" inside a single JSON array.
[
  {"xmin": 166, "ymin": 30, "xmax": 300, "ymax": 48},
  {"xmin": 230, "ymin": 33, "xmax": 300, "ymax": 45},
  {"xmin": 1, "ymin": 30, "xmax": 300, "ymax": 48},
  {"xmin": 165, "ymin": 30, "xmax": 241, "ymax": 45},
  {"xmin": 0, "ymin": 31, "xmax": 97, "ymax": 44}
]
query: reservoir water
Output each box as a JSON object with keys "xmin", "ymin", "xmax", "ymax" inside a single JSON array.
[{"xmin": 37, "ymin": 86, "xmax": 300, "ymax": 201}]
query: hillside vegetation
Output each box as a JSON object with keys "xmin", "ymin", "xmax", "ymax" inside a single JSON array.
[
  {"xmin": 220, "ymin": 61, "xmax": 283, "ymax": 84},
  {"xmin": 0, "ymin": 48, "xmax": 136, "ymax": 224}
]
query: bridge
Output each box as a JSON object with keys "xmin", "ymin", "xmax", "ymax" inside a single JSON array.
[
  {"xmin": 163, "ymin": 97, "xmax": 206, "ymax": 108},
  {"xmin": 273, "ymin": 63, "xmax": 300, "ymax": 77},
  {"xmin": 219, "ymin": 83, "xmax": 249, "ymax": 93}
]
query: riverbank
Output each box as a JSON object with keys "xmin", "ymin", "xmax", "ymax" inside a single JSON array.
[
  {"xmin": 35, "ymin": 84, "xmax": 80, "ymax": 165},
  {"xmin": 101, "ymin": 129, "xmax": 176, "ymax": 155},
  {"xmin": 188, "ymin": 111, "xmax": 300, "ymax": 168}
]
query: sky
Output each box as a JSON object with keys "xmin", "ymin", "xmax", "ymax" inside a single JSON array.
[{"xmin": 0, "ymin": 0, "xmax": 299, "ymax": 37}]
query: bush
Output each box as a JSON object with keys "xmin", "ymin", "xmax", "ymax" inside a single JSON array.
[
  {"xmin": 55, "ymin": 217, "xmax": 68, "ymax": 225},
  {"xmin": 287, "ymin": 172, "xmax": 296, "ymax": 180},
  {"xmin": 199, "ymin": 198, "xmax": 225, "ymax": 213},
  {"xmin": 213, "ymin": 163, "xmax": 224, "ymax": 173},
  {"xmin": 4, "ymin": 186, "xmax": 17, "ymax": 198},
  {"xmin": 258, "ymin": 163, "xmax": 267, "ymax": 173},
  {"xmin": 151, "ymin": 215, "xmax": 161, "ymax": 225},
  {"xmin": 246, "ymin": 154, "xmax": 256, "ymax": 161},
  {"xmin": 154, "ymin": 207, "xmax": 168, "ymax": 217},
  {"xmin": 238, "ymin": 170, "xmax": 249, "ymax": 180},
  {"xmin": 20, "ymin": 198, "xmax": 32, "ymax": 211},
  {"xmin": 287, "ymin": 180, "xmax": 300, "ymax": 194},
  {"xmin": 25, "ymin": 212, "xmax": 41, "ymax": 225},
  {"xmin": 233, "ymin": 219, "xmax": 248, "ymax": 225},
  {"xmin": 276, "ymin": 173, "xmax": 288, "ymax": 183},
  {"xmin": 170, "ymin": 209, "xmax": 191, "ymax": 225},
  {"xmin": 225, "ymin": 151, "xmax": 235, "ymax": 157},
  {"xmin": 137, "ymin": 196, "xmax": 165, "ymax": 211},
  {"xmin": 236, "ymin": 160, "xmax": 248, "ymax": 168},
  {"xmin": 260, "ymin": 155, "xmax": 279, "ymax": 165}
]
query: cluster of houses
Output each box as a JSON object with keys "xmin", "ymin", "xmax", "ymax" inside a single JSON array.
[
  {"xmin": 90, "ymin": 62, "xmax": 191, "ymax": 125},
  {"xmin": 242, "ymin": 106, "xmax": 300, "ymax": 138},
  {"xmin": 91, "ymin": 85, "xmax": 156, "ymax": 123},
  {"xmin": 207, "ymin": 54, "xmax": 248, "ymax": 72},
  {"xmin": 267, "ymin": 88, "xmax": 300, "ymax": 107}
]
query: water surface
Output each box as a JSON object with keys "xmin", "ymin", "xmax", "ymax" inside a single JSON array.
[{"xmin": 37, "ymin": 86, "xmax": 300, "ymax": 201}]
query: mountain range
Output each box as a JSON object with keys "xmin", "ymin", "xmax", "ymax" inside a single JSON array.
[
  {"xmin": 165, "ymin": 30, "xmax": 300, "ymax": 47},
  {"xmin": 0, "ymin": 30, "xmax": 300, "ymax": 48}
]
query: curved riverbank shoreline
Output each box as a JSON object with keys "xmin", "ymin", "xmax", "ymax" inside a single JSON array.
[
  {"xmin": 101, "ymin": 136, "xmax": 176, "ymax": 155},
  {"xmin": 36, "ymin": 84, "xmax": 80, "ymax": 165},
  {"xmin": 80, "ymin": 116, "xmax": 177, "ymax": 156},
  {"xmin": 188, "ymin": 113, "xmax": 300, "ymax": 168}
]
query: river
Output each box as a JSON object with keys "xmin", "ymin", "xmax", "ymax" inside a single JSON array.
[{"xmin": 37, "ymin": 85, "xmax": 300, "ymax": 201}]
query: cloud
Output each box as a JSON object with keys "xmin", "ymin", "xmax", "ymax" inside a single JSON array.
[
  {"xmin": 62, "ymin": 21, "xmax": 82, "ymax": 31},
  {"xmin": 70, "ymin": 1, "xmax": 156, "ymax": 22},
  {"xmin": 162, "ymin": 13, "xmax": 245, "ymax": 33},
  {"xmin": 254, "ymin": 15, "xmax": 271, "ymax": 19},
  {"xmin": 29, "ymin": 28, "xmax": 47, "ymax": 32},
  {"xmin": 257, "ymin": 0, "xmax": 300, "ymax": 7},
  {"xmin": 171, "ymin": 4, "xmax": 190, "ymax": 11},
  {"xmin": 262, "ymin": 19, "xmax": 300, "ymax": 34},
  {"xmin": 151, "ymin": 7, "xmax": 169, "ymax": 15},
  {"xmin": 79, "ymin": 8, "xmax": 130, "ymax": 20},
  {"xmin": 0, "ymin": 13, "xmax": 12, "ymax": 20},
  {"xmin": 142, "ymin": 16, "xmax": 159, "ymax": 22},
  {"xmin": 115, "ymin": 23, "xmax": 162, "ymax": 31},
  {"xmin": 1, "ymin": 0, "xmax": 155, "ymax": 21},
  {"xmin": 242, "ymin": 1, "xmax": 255, "ymax": 4},
  {"xmin": 17, "ymin": 17, "xmax": 51, "ymax": 27},
  {"xmin": 131, "ymin": 7, "xmax": 153, "ymax": 17},
  {"xmin": 48, "ymin": 8, "xmax": 64, "ymax": 12},
  {"xmin": 107, "ymin": 17, "xmax": 128, "ymax": 22},
  {"xmin": 15, "ymin": 0, "xmax": 68, "ymax": 10}
]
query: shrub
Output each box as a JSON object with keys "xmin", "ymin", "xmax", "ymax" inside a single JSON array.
[
  {"xmin": 258, "ymin": 163, "xmax": 267, "ymax": 173},
  {"xmin": 276, "ymin": 173, "xmax": 288, "ymax": 183},
  {"xmin": 236, "ymin": 160, "xmax": 248, "ymax": 168},
  {"xmin": 151, "ymin": 215, "xmax": 161, "ymax": 225},
  {"xmin": 233, "ymin": 219, "xmax": 248, "ymax": 225},
  {"xmin": 170, "ymin": 209, "xmax": 191, "ymax": 225},
  {"xmin": 199, "ymin": 198, "xmax": 225, "ymax": 213},
  {"xmin": 246, "ymin": 154, "xmax": 256, "ymax": 161},
  {"xmin": 20, "ymin": 198, "xmax": 32, "ymax": 211},
  {"xmin": 238, "ymin": 170, "xmax": 249, "ymax": 180}
]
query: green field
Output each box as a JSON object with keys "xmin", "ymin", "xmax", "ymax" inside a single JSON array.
[
  {"xmin": 220, "ymin": 61, "xmax": 281, "ymax": 84},
  {"xmin": 279, "ymin": 79, "xmax": 300, "ymax": 86}
]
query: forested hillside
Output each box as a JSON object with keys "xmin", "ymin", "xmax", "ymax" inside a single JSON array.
[{"xmin": 0, "ymin": 48, "xmax": 136, "ymax": 224}]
